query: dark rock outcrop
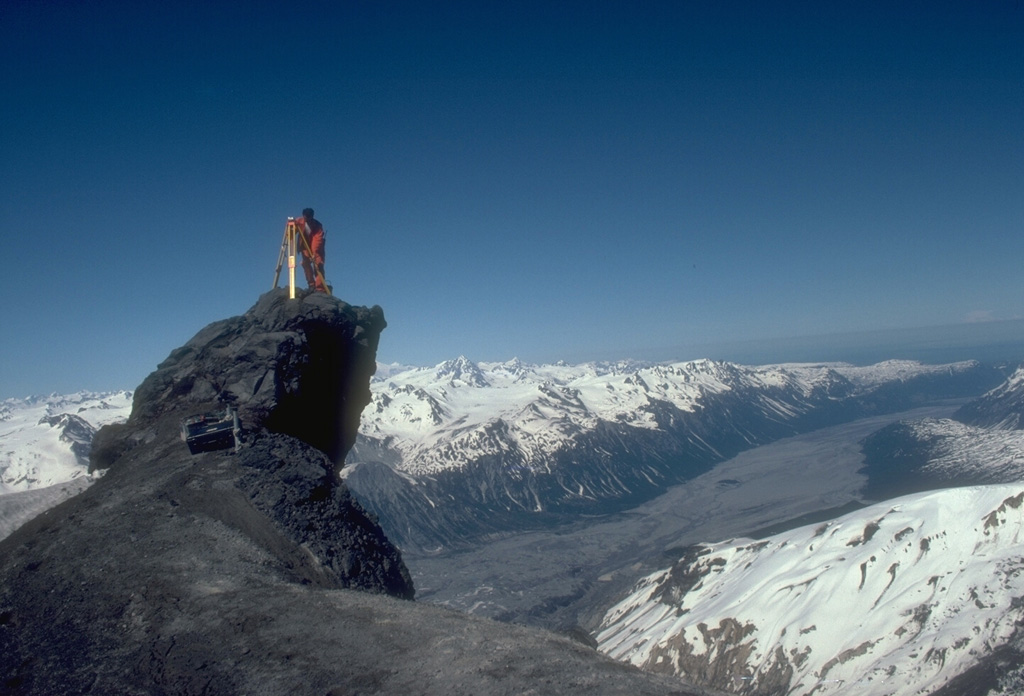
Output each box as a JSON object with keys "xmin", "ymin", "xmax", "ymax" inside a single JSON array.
[
  {"xmin": 0, "ymin": 290, "xmax": 418, "ymax": 691},
  {"xmin": 88, "ymin": 288, "xmax": 410, "ymax": 597},
  {"xmin": 0, "ymin": 289, "xmax": 702, "ymax": 696},
  {"xmin": 113, "ymin": 289, "xmax": 388, "ymax": 467}
]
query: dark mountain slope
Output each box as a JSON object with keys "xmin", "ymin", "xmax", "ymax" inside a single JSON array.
[{"xmin": 0, "ymin": 289, "xmax": 702, "ymax": 696}]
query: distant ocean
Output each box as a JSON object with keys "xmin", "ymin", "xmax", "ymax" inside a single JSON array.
[{"xmin": 675, "ymin": 319, "xmax": 1024, "ymax": 367}]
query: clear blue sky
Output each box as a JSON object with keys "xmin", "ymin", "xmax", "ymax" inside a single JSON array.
[{"xmin": 2, "ymin": 1, "xmax": 1022, "ymax": 398}]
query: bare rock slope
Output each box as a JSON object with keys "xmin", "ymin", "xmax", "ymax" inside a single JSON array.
[{"xmin": 0, "ymin": 289, "xmax": 701, "ymax": 696}]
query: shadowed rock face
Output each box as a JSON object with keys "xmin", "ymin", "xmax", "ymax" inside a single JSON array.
[{"xmin": 119, "ymin": 289, "xmax": 388, "ymax": 467}]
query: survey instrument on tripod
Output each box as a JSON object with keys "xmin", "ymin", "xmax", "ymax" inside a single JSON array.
[{"xmin": 272, "ymin": 217, "xmax": 331, "ymax": 297}]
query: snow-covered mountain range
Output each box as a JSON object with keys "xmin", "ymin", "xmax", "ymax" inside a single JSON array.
[
  {"xmin": 862, "ymin": 417, "xmax": 1024, "ymax": 498},
  {"xmin": 0, "ymin": 391, "xmax": 132, "ymax": 494},
  {"xmin": 358, "ymin": 358, "xmax": 943, "ymax": 476},
  {"xmin": 345, "ymin": 357, "xmax": 1002, "ymax": 550},
  {"xmin": 595, "ymin": 483, "xmax": 1024, "ymax": 695},
  {"xmin": 592, "ymin": 364, "xmax": 1024, "ymax": 695}
]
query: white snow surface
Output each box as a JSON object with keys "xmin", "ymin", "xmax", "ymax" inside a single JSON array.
[
  {"xmin": 0, "ymin": 391, "xmax": 132, "ymax": 494},
  {"xmin": 772, "ymin": 359, "xmax": 976, "ymax": 390},
  {"xmin": 897, "ymin": 417, "xmax": 1024, "ymax": 483},
  {"xmin": 989, "ymin": 364, "xmax": 1024, "ymax": 396},
  {"xmin": 597, "ymin": 483, "xmax": 1024, "ymax": 696},
  {"xmin": 362, "ymin": 357, "xmax": 977, "ymax": 476}
]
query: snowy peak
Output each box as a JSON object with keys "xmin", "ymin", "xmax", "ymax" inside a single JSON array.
[
  {"xmin": 366, "ymin": 385, "xmax": 448, "ymax": 437},
  {"xmin": 485, "ymin": 357, "xmax": 540, "ymax": 383},
  {"xmin": 37, "ymin": 413, "xmax": 95, "ymax": 460},
  {"xmin": 597, "ymin": 484, "xmax": 1024, "ymax": 696},
  {"xmin": 955, "ymin": 364, "xmax": 1024, "ymax": 429},
  {"xmin": 434, "ymin": 356, "xmax": 490, "ymax": 387},
  {"xmin": 362, "ymin": 358, "xmax": 775, "ymax": 474}
]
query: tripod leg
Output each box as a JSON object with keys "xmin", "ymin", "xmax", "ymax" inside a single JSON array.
[
  {"xmin": 287, "ymin": 223, "xmax": 297, "ymax": 299},
  {"xmin": 272, "ymin": 227, "xmax": 289, "ymax": 289}
]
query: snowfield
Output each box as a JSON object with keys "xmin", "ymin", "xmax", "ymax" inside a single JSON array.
[
  {"xmin": 597, "ymin": 483, "xmax": 1024, "ymax": 695},
  {"xmin": 783, "ymin": 359, "xmax": 973, "ymax": 390}
]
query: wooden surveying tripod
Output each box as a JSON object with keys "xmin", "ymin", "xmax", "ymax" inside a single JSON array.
[{"xmin": 272, "ymin": 217, "xmax": 330, "ymax": 298}]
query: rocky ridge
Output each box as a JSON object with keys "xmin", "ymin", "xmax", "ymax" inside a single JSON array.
[{"xmin": 0, "ymin": 289, "xmax": 703, "ymax": 696}]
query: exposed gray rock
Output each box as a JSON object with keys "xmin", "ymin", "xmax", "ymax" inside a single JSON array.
[
  {"xmin": 236, "ymin": 433, "xmax": 413, "ymax": 598},
  {"xmin": 0, "ymin": 289, "xmax": 704, "ymax": 695}
]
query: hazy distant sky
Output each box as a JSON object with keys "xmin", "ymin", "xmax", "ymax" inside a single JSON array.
[{"xmin": 2, "ymin": 1, "xmax": 1022, "ymax": 397}]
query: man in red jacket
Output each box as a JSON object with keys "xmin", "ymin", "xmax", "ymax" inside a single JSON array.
[{"xmin": 298, "ymin": 207, "xmax": 327, "ymax": 293}]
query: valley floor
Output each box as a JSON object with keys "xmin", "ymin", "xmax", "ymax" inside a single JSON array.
[
  {"xmin": 405, "ymin": 403, "xmax": 963, "ymax": 635},
  {"xmin": 0, "ymin": 478, "xmax": 91, "ymax": 541}
]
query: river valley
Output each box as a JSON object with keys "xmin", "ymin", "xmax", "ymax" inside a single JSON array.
[{"xmin": 404, "ymin": 403, "xmax": 961, "ymax": 637}]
